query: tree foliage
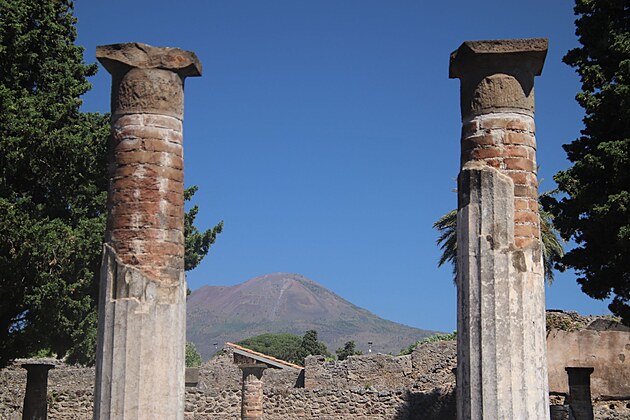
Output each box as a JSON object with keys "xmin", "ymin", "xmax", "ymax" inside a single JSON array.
[
  {"xmin": 296, "ymin": 329, "xmax": 330, "ymax": 363},
  {"xmin": 0, "ymin": 0, "xmax": 222, "ymax": 367},
  {"xmin": 185, "ymin": 342, "xmax": 203, "ymax": 368},
  {"xmin": 237, "ymin": 330, "xmax": 330, "ymax": 365},
  {"xmin": 236, "ymin": 333, "xmax": 303, "ymax": 364},
  {"xmin": 336, "ymin": 340, "xmax": 361, "ymax": 361},
  {"xmin": 184, "ymin": 186, "xmax": 223, "ymax": 271},
  {"xmin": 0, "ymin": 0, "xmax": 109, "ymax": 367},
  {"xmin": 433, "ymin": 209, "xmax": 457, "ymax": 280},
  {"xmin": 543, "ymin": 0, "xmax": 630, "ymax": 324}
]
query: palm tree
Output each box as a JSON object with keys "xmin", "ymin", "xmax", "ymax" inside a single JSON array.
[
  {"xmin": 434, "ymin": 193, "xmax": 564, "ymax": 285},
  {"xmin": 434, "ymin": 209, "xmax": 458, "ymax": 281}
]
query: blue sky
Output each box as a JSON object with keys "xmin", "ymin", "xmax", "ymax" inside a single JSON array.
[{"xmin": 74, "ymin": 1, "xmax": 612, "ymax": 332}]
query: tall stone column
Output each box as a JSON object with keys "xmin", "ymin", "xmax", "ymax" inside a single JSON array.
[
  {"xmin": 93, "ymin": 43, "xmax": 201, "ymax": 419},
  {"xmin": 449, "ymin": 39, "xmax": 550, "ymax": 419},
  {"xmin": 239, "ymin": 365, "xmax": 267, "ymax": 420},
  {"xmin": 21, "ymin": 363, "xmax": 54, "ymax": 420}
]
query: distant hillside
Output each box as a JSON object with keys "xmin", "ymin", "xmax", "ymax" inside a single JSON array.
[{"xmin": 187, "ymin": 273, "xmax": 436, "ymax": 359}]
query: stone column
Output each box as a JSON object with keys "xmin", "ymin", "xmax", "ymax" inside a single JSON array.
[
  {"xmin": 449, "ymin": 39, "xmax": 550, "ymax": 419},
  {"xmin": 565, "ymin": 367, "xmax": 594, "ymax": 420},
  {"xmin": 21, "ymin": 363, "xmax": 54, "ymax": 420},
  {"xmin": 93, "ymin": 43, "xmax": 201, "ymax": 419},
  {"xmin": 239, "ymin": 365, "xmax": 267, "ymax": 420}
]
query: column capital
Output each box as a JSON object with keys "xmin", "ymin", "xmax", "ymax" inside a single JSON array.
[
  {"xmin": 21, "ymin": 363, "xmax": 55, "ymax": 372},
  {"xmin": 239, "ymin": 363, "xmax": 268, "ymax": 380},
  {"xmin": 96, "ymin": 42, "xmax": 202, "ymax": 78},
  {"xmin": 96, "ymin": 43, "xmax": 202, "ymax": 119},
  {"xmin": 449, "ymin": 38, "xmax": 548, "ymax": 117}
]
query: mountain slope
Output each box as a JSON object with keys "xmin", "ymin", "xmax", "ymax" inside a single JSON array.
[{"xmin": 187, "ymin": 273, "xmax": 436, "ymax": 359}]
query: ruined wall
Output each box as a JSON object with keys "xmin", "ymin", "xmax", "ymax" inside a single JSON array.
[
  {"xmin": 2, "ymin": 334, "xmax": 629, "ymax": 419},
  {"xmin": 548, "ymin": 329, "xmax": 630, "ymax": 398},
  {"xmin": 199, "ymin": 349, "xmax": 302, "ymax": 390},
  {"xmin": 0, "ymin": 364, "xmax": 455, "ymax": 420},
  {"xmin": 304, "ymin": 341, "xmax": 456, "ymax": 391},
  {"xmin": 0, "ymin": 359, "xmax": 94, "ymax": 420}
]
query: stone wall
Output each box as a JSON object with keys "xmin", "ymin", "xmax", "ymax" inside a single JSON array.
[
  {"xmin": 548, "ymin": 327, "xmax": 630, "ymax": 398},
  {"xmin": 2, "ymin": 334, "xmax": 629, "ymax": 419},
  {"xmin": 199, "ymin": 348, "xmax": 303, "ymax": 390},
  {"xmin": 304, "ymin": 340, "xmax": 456, "ymax": 391},
  {"xmin": 0, "ymin": 359, "xmax": 94, "ymax": 420}
]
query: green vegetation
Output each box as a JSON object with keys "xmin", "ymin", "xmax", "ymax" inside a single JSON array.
[
  {"xmin": 0, "ymin": 0, "xmax": 221, "ymax": 367},
  {"xmin": 185, "ymin": 342, "xmax": 203, "ymax": 368},
  {"xmin": 399, "ymin": 332, "xmax": 456, "ymax": 356},
  {"xmin": 237, "ymin": 330, "xmax": 330, "ymax": 365},
  {"xmin": 543, "ymin": 0, "xmax": 630, "ymax": 325},
  {"xmin": 237, "ymin": 333, "xmax": 303, "ymax": 364},
  {"xmin": 433, "ymin": 209, "xmax": 458, "ymax": 281},
  {"xmin": 296, "ymin": 329, "xmax": 330, "ymax": 363},
  {"xmin": 184, "ymin": 186, "xmax": 223, "ymax": 271},
  {"xmin": 0, "ymin": 0, "xmax": 109, "ymax": 367},
  {"xmin": 336, "ymin": 340, "xmax": 361, "ymax": 361}
]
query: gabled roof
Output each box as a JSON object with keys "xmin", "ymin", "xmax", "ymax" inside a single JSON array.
[{"xmin": 225, "ymin": 342, "xmax": 303, "ymax": 371}]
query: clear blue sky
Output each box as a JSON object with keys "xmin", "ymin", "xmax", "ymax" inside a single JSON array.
[{"xmin": 74, "ymin": 1, "xmax": 612, "ymax": 332}]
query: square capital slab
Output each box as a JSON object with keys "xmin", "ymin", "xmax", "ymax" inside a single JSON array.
[
  {"xmin": 449, "ymin": 38, "xmax": 548, "ymax": 117},
  {"xmin": 96, "ymin": 42, "xmax": 202, "ymax": 78},
  {"xmin": 449, "ymin": 38, "xmax": 548, "ymax": 79}
]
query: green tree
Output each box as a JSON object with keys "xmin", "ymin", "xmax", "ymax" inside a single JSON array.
[
  {"xmin": 336, "ymin": 340, "xmax": 361, "ymax": 361},
  {"xmin": 296, "ymin": 330, "xmax": 330, "ymax": 363},
  {"xmin": 184, "ymin": 186, "xmax": 223, "ymax": 271},
  {"xmin": 0, "ymin": 0, "xmax": 222, "ymax": 367},
  {"xmin": 0, "ymin": 0, "xmax": 109, "ymax": 367},
  {"xmin": 433, "ymin": 209, "xmax": 458, "ymax": 281},
  {"xmin": 543, "ymin": 0, "xmax": 630, "ymax": 324},
  {"xmin": 185, "ymin": 342, "xmax": 203, "ymax": 368},
  {"xmin": 434, "ymin": 195, "xmax": 564, "ymax": 285},
  {"xmin": 236, "ymin": 333, "xmax": 303, "ymax": 364}
]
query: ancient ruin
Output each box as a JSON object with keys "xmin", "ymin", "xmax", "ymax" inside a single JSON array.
[
  {"xmin": 92, "ymin": 43, "xmax": 201, "ymax": 419},
  {"xmin": 227, "ymin": 342, "xmax": 303, "ymax": 420},
  {"xmin": 2, "ymin": 313, "xmax": 629, "ymax": 419},
  {"xmin": 450, "ymin": 38, "xmax": 550, "ymax": 419}
]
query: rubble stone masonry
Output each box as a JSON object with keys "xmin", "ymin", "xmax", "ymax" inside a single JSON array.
[{"xmin": 1, "ymin": 333, "xmax": 629, "ymax": 420}]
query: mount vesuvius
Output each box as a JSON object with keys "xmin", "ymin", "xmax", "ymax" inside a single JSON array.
[{"xmin": 187, "ymin": 272, "xmax": 436, "ymax": 359}]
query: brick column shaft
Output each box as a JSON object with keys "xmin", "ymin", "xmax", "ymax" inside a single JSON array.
[
  {"xmin": 450, "ymin": 39, "xmax": 550, "ymax": 420},
  {"xmin": 93, "ymin": 43, "xmax": 201, "ymax": 420},
  {"xmin": 240, "ymin": 365, "xmax": 267, "ymax": 420},
  {"xmin": 461, "ymin": 112, "xmax": 540, "ymax": 248}
]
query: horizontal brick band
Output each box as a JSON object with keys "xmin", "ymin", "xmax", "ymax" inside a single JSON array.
[{"xmin": 461, "ymin": 112, "xmax": 540, "ymax": 249}]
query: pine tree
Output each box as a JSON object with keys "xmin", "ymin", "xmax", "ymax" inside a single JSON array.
[
  {"xmin": 184, "ymin": 186, "xmax": 223, "ymax": 271},
  {"xmin": 297, "ymin": 330, "xmax": 330, "ymax": 363},
  {"xmin": 336, "ymin": 340, "xmax": 361, "ymax": 361},
  {"xmin": 0, "ymin": 0, "xmax": 223, "ymax": 366},
  {"xmin": 0, "ymin": 0, "xmax": 109, "ymax": 366},
  {"xmin": 185, "ymin": 342, "xmax": 203, "ymax": 368},
  {"xmin": 544, "ymin": 0, "xmax": 630, "ymax": 324}
]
